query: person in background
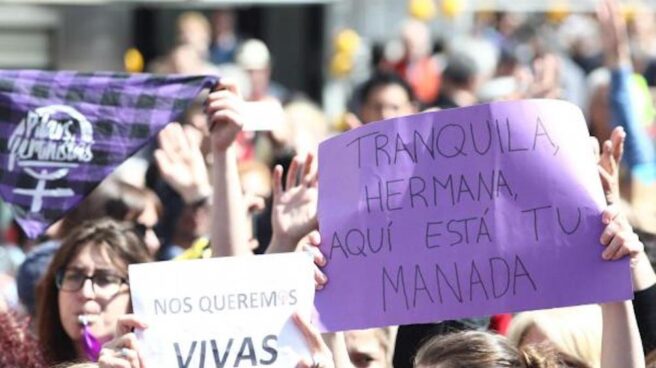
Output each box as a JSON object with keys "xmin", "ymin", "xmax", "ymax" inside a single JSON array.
[
  {"xmin": 209, "ymin": 9, "xmax": 241, "ymax": 65},
  {"xmin": 347, "ymin": 71, "xmax": 418, "ymax": 128},
  {"xmin": 235, "ymin": 38, "xmax": 290, "ymax": 103},
  {"xmin": 103, "ymin": 180, "xmax": 163, "ymax": 257},
  {"xmin": 380, "ymin": 19, "xmax": 441, "ymax": 105},
  {"xmin": 345, "ymin": 328, "xmax": 395, "ymax": 368},
  {"xmin": 176, "ymin": 11, "xmax": 212, "ymax": 60},
  {"xmin": 507, "ymin": 305, "xmax": 603, "ymax": 367},
  {"xmin": 434, "ymin": 52, "xmax": 480, "ymax": 109}
]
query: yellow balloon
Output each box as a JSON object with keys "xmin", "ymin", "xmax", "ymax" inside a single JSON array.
[
  {"xmin": 441, "ymin": 0, "xmax": 464, "ymax": 19},
  {"xmin": 334, "ymin": 29, "xmax": 360, "ymax": 55},
  {"xmin": 409, "ymin": 0, "xmax": 436, "ymax": 21},
  {"xmin": 334, "ymin": 113, "xmax": 350, "ymax": 132},
  {"xmin": 124, "ymin": 48, "xmax": 144, "ymax": 73},
  {"xmin": 622, "ymin": 3, "xmax": 637, "ymax": 23},
  {"xmin": 329, "ymin": 52, "xmax": 353, "ymax": 78},
  {"xmin": 547, "ymin": 4, "xmax": 569, "ymax": 23}
]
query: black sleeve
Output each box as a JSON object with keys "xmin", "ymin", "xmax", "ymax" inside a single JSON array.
[{"xmin": 633, "ymin": 283, "xmax": 656, "ymax": 354}]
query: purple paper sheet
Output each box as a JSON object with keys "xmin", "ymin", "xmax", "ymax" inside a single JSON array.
[{"xmin": 315, "ymin": 99, "xmax": 633, "ymax": 332}]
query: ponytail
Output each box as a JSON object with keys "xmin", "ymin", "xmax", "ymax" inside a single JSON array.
[{"xmin": 519, "ymin": 345, "xmax": 556, "ymax": 368}]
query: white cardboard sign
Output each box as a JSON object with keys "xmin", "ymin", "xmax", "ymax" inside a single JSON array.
[{"xmin": 128, "ymin": 253, "xmax": 315, "ymax": 368}]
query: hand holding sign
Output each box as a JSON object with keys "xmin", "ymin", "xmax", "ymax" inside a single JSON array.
[
  {"xmin": 269, "ymin": 153, "xmax": 319, "ymax": 253},
  {"xmin": 599, "ymin": 204, "xmax": 644, "ymax": 262},
  {"xmin": 98, "ymin": 315, "xmax": 148, "ymax": 368},
  {"xmin": 129, "ymin": 253, "xmax": 317, "ymax": 368}
]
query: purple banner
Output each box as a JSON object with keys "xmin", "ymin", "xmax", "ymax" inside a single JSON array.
[
  {"xmin": 315, "ymin": 99, "xmax": 633, "ymax": 332},
  {"xmin": 0, "ymin": 70, "xmax": 217, "ymax": 238}
]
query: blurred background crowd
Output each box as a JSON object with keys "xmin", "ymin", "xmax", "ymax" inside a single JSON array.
[{"xmin": 1, "ymin": 0, "xmax": 656, "ymax": 367}]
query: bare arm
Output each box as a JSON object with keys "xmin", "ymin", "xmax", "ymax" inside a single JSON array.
[
  {"xmin": 206, "ymin": 79, "xmax": 252, "ymax": 257},
  {"xmin": 601, "ymin": 301, "xmax": 645, "ymax": 368},
  {"xmin": 599, "ymin": 206, "xmax": 647, "ymax": 368}
]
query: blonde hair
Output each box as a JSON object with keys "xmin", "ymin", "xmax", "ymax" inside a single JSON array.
[
  {"xmin": 177, "ymin": 11, "xmax": 211, "ymax": 37},
  {"xmin": 414, "ymin": 330, "xmax": 560, "ymax": 368},
  {"xmin": 507, "ymin": 305, "xmax": 602, "ymax": 368}
]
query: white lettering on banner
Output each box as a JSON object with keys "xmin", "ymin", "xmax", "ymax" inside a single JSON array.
[{"xmin": 7, "ymin": 105, "xmax": 94, "ymax": 212}]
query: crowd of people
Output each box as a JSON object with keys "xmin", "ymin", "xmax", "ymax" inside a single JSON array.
[{"xmin": 1, "ymin": 0, "xmax": 656, "ymax": 367}]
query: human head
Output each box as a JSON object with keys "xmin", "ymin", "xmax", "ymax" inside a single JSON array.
[
  {"xmin": 172, "ymin": 200, "xmax": 211, "ymax": 249},
  {"xmin": 50, "ymin": 181, "xmax": 118, "ymax": 239},
  {"xmin": 357, "ymin": 72, "xmax": 417, "ymax": 124},
  {"xmin": 281, "ymin": 99, "xmax": 328, "ymax": 155},
  {"xmin": 442, "ymin": 52, "xmax": 480, "ymax": 93},
  {"xmin": 507, "ymin": 305, "xmax": 602, "ymax": 368},
  {"xmin": 211, "ymin": 8, "xmax": 236, "ymax": 36},
  {"xmin": 170, "ymin": 44, "xmax": 207, "ymax": 75},
  {"xmin": 16, "ymin": 241, "xmax": 60, "ymax": 316},
  {"xmin": 176, "ymin": 11, "xmax": 211, "ymax": 57},
  {"xmin": 414, "ymin": 330, "xmax": 560, "ymax": 368},
  {"xmin": 104, "ymin": 180, "xmax": 163, "ymax": 256},
  {"xmin": 400, "ymin": 19, "xmax": 431, "ymax": 62},
  {"xmin": 345, "ymin": 328, "xmax": 394, "ymax": 368},
  {"xmin": 647, "ymin": 348, "xmax": 656, "ymax": 368},
  {"xmin": 586, "ymin": 68, "xmax": 611, "ymax": 143},
  {"xmin": 236, "ymin": 39, "xmax": 272, "ymax": 100},
  {"xmin": 36, "ymin": 218, "xmax": 151, "ymax": 364}
]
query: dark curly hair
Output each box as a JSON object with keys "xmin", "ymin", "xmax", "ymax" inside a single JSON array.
[{"xmin": 0, "ymin": 311, "xmax": 46, "ymax": 368}]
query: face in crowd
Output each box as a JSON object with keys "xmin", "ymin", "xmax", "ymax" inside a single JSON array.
[
  {"xmin": 358, "ymin": 73, "xmax": 418, "ymax": 124},
  {"xmin": 346, "ymin": 328, "xmax": 393, "ymax": 368},
  {"xmin": 36, "ymin": 219, "xmax": 151, "ymax": 364}
]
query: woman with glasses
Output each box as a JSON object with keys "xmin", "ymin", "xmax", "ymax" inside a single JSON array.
[{"xmin": 35, "ymin": 218, "xmax": 151, "ymax": 365}]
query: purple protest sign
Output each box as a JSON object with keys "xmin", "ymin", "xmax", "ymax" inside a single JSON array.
[
  {"xmin": 315, "ymin": 99, "xmax": 633, "ymax": 332},
  {"xmin": 0, "ymin": 70, "xmax": 217, "ymax": 238}
]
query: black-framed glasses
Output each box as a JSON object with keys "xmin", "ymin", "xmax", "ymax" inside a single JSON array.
[{"xmin": 55, "ymin": 268, "xmax": 128, "ymax": 296}]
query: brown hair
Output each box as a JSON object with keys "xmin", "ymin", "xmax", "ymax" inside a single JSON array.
[
  {"xmin": 414, "ymin": 331, "xmax": 561, "ymax": 368},
  {"xmin": 104, "ymin": 180, "xmax": 163, "ymax": 222},
  {"xmin": 36, "ymin": 218, "xmax": 151, "ymax": 365},
  {"xmin": 54, "ymin": 183, "xmax": 117, "ymax": 238},
  {"xmin": 647, "ymin": 349, "xmax": 656, "ymax": 368}
]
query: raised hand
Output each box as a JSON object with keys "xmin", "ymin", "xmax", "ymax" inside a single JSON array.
[
  {"xmin": 154, "ymin": 122, "xmax": 211, "ymax": 204},
  {"xmin": 269, "ymin": 153, "xmax": 319, "ymax": 253},
  {"xmin": 598, "ymin": 126, "xmax": 626, "ymax": 205},
  {"xmin": 207, "ymin": 78, "xmax": 247, "ymax": 152},
  {"xmin": 597, "ymin": 0, "xmax": 631, "ymax": 68},
  {"xmin": 98, "ymin": 315, "xmax": 148, "ymax": 368}
]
